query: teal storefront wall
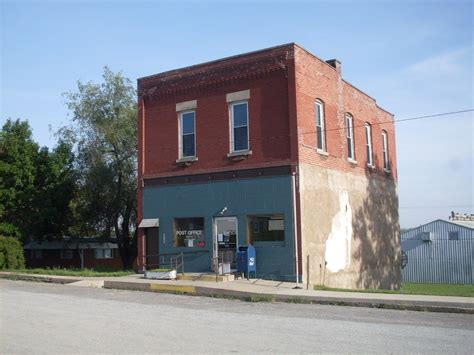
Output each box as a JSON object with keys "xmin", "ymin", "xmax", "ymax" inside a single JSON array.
[{"xmin": 142, "ymin": 175, "xmax": 296, "ymax": 280}]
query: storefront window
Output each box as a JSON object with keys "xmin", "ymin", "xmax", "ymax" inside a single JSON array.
[
  {"xmin": 174, "ymin": 217, "xmax": 205, "ymax": 248},
  {"xmin": 248, "ymin": 215, "xmax": 284, "ymax": 244}
]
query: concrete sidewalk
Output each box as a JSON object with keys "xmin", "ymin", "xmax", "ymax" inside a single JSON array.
[{"xmin": 1, "ymin": 272, "xmax": 473, "ymax": 314}]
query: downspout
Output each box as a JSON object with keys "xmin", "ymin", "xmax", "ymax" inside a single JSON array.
[
  {"xmin": 292, "ymin": 171, "xmax": 301, "ymax": 288},
  {"xmin": 138, "ymin": 93, "xmax": 146, "ymax": 273}
]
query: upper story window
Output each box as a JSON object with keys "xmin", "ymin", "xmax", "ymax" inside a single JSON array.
[
  {"xmin": 179, "ymin": 110, "xmax": 196, "ymax": 158},
  {"xmin": 365, "ymin": 123, "xmax": 373, "ymax": 167},
  {"xmin": 230, "ymin": 101, "xmax": 249, "ymax": 152},
  {"xmin": 315, "ymin": 100, "xmax": 326, "ymax": 152},
  {"xmin": 382, "ymin": 130, "xmax": 390, "ymax": 171},
  {"xmin": 346, "ymin": 114, "xmax": 355, "ymax": 161}
]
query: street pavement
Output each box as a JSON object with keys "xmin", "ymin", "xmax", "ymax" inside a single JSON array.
[{"xmin": 1, "ymin": 280, "xmax": 473, "ymax": 354}]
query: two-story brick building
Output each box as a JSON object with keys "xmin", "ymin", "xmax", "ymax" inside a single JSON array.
[{"xmin": 137, "ymin": 43, "xmax": 401, "ymax": 289}]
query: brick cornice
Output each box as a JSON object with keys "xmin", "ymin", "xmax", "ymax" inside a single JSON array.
[{"xmin": 138, "ymin": 45, "xmax": 294, "ymax": 99}]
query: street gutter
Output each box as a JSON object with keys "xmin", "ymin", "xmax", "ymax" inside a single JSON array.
[{"xmin": 1, "ymin": 272, "xmax": 473, "ymax": 315}]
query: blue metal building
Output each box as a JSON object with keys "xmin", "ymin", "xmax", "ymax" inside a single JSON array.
[{"xmin": 401, "ymin": 219, "xmax": 474, "ymax": 284}]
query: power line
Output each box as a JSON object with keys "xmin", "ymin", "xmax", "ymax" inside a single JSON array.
[
  {"xmin": 400, "ymin": 204, "xmax": 474, "ymax": 209},
  {"xmin": 320, "ymin": 109, "xmax": 474, "ymax": 134},
  {"xmin": 394, "ymin": 109, "xmax": 473, "ymax": 123},
  {"xmin": 141, "ymin": 108, "xmax": 473, "ymax": 154}
]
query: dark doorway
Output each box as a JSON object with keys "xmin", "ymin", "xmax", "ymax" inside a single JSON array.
[{"xmin": 145, "ymin": 227, "xmax": 159, "ymax": 269}]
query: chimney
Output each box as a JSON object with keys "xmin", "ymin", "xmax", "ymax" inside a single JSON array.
[{"xmin": 326, "ymin": 59, "xmax": 342, "ymax": 74}]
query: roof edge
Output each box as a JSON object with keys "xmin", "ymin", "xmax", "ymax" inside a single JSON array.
[
  {"xmin": 292, "ymin": 43, "xmax": 394, "ymax": 117},
  {"xmin": 137, "ymin": 42, "xmax": 295, "ymax": 83},
  {"xmin": 402, "ymin": 218, "xmax": 474, "ymax": 233}
]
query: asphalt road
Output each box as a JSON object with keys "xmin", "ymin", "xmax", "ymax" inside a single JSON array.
[{"xmin": 1, "ymin": 280, "xmax": 473, "ymax": 354}]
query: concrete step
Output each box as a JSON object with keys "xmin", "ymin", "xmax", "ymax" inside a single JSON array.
[{"xmin": 177, "ymin": 273, "xmax": 235, "ymax": 282}]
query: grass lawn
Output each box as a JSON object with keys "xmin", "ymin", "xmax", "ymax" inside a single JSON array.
[
  {"xmin": 5, "ymin": 267, "xmax": 135, "ymax": 277},
  {"xmin": 314, "ymin": 283, "xmax": 474, "ymax": 297}
]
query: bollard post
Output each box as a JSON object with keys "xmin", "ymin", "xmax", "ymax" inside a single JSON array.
[{"xmin": 306, "ymin": 254, "xmax": 310, "ymax": 290}]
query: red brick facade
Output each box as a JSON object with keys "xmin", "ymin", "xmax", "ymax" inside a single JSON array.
[
  {"xmin": 25, "ymin": 248, "xmax": 123, "ymax": 270},
  {"xmin": 138, "ymin": 43, "xmax": 396, "ymax": 182},
  {"xmin": 293, "ymin": 46, "xmax": 397, "ymax": 179}
]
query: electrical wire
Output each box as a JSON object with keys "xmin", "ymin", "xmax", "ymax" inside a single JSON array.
[
  {"xmin": 400, "ymin": 204, "xmax": 474, "ymax": 209},
  {"xmin": 321, "ymin": 109, "xmax": 474, "ymax": 134},
  {"xmin": 143, "ymin": 108, "xmax": 473, "ymax": 154}
]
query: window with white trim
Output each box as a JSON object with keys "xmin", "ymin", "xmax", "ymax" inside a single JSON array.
[
  {"xmin": 346, "ymin": 114, "xmax": 355, "ymax": 160},
  {"xmin": 95, "ymin": 248, "xmax": 113, "ymax": 259},
  {"xmin": 230, "ymin": 101, "xmax": 249, "ymax": 152},
  {"xmin": 382, "ymin": 130, "xmax": 390, "ymax": 171},
  {"xmin": 315, "ymin": 100, "xmax": 326, "ymax": 152},
  {"xmin": 365, "ymin": 123, "xmax": 373, "ymax": 166},
  {"xmin": 179, "ymin": 110, "xmax": 196, "ymax": 158}
]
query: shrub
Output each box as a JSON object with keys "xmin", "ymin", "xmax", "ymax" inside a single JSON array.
[{"xmin": 0, "ymin": 236, "xmax": 25, "ymax": 269}]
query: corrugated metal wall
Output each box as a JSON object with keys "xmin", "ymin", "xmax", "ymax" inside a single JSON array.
[{"xmin": 401, "ymin": 220, "xmax": 474, "ymax": 284}]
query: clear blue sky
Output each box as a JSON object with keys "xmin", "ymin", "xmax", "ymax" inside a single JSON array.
[{"xmin": 1, "ymin": 0, "xmax": 472, "ymax": 227}]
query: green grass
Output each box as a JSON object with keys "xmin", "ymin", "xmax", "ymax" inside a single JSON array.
[
  {"xmin": 245, "ymin": 294, "xmax": 276, "ymax": 303},
  {"xmin": 5, "ymin": 267, "xmax": 134, "ymax": 277},
  {"xmin": 314, "ymin": 283, "xmax": 474, "ymax": 297},
  {"xmin": 148, "ymin": 268, "xmax": 172, "ymax": 272}
]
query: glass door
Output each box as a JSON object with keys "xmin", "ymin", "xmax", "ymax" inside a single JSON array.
[{"xmin": 213, "ymin": 217, "xmax": 238, "ymax": 270}]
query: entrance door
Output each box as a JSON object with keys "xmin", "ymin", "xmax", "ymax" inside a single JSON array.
[
  {"xmin": 213, "ymin": 217, "xmax": 238, "ymax": 270},
  {"xmin": 145, "ymin": 227, "xmax": 159, "ymax": 269}
]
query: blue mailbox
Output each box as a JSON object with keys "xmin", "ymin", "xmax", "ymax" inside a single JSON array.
[{"xmin": 236, "ymin": 245, "xmax": 256, "ymax": 279}]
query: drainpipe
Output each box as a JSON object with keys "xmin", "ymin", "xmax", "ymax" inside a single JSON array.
[{"xmin": 292, "ymin": 171, "xmax": 301, "ymax": 289}]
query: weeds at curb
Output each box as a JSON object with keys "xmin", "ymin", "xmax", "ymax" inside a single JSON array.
[{"xmin": 244, "ymin": 295, "xmax": 276, "ymax": 303}]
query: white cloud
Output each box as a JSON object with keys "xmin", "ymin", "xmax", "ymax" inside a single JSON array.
[{"xmin": 405, "ymin": 47, "xmax": 471, "ymax": 76}]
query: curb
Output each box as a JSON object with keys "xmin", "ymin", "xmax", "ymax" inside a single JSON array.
[
  {"xmin": 103, "ymin": 280, "xmax": 474, "ymax": 315},
  {"xmin": 2, "ymin": 273, "xmax": 472, "ymax": 314},
  {"xmin": 0, "ymin": 273, "xmax": 78, "ymax": 285}
]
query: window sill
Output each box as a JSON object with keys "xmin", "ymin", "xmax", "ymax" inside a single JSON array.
[
  {"xmin": 227, "ymin": 150, "xmax": 252, "ymax": 161},
  {"xmin": 384, "ymin": 168, "xmax": 392, "ymax": 174},
  {"xmin": 317, "ymin": 149, "xmax": 329, "ymax": 156},
  {"xmin": 367, "ymin": 164, "xmax": 376, "ymax": 170},
  {"xmin": 176, "ymin": 156, "xmax": 198, "ymax": 167},
  {"xmin": 347, "ymin": 159, "xmax": 357, "ymax": 165}
]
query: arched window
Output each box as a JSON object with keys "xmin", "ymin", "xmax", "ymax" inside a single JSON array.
[
  {"xmin": 346, "ymin": 114, "xmax": 355, "ymax": 160},
  {"xmin": 382, "ymin": 130, "xmax": 390, "ymax": 171},
  {"xmin": 365, "ymin": 123, "xmax": 373, "ymax": 166},
  {"xmin": 315, "ymin": 100, "xmax": 326, "ymax": 152}
]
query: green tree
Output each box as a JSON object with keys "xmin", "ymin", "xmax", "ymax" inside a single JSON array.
[
  {"xmin": 0, "ymin": 119, "xmax": 38, "ymax": 238},
  {"xmin": 62, "ymin": 67, "xmax": 137, "ymax": 269},
  {"xmin": 31, "ymin": 142, "xmax": 76, "ymax": 239},
  {"xmin": 0, "ymin": 119, "xmax": 76, "ymax": 241}
]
